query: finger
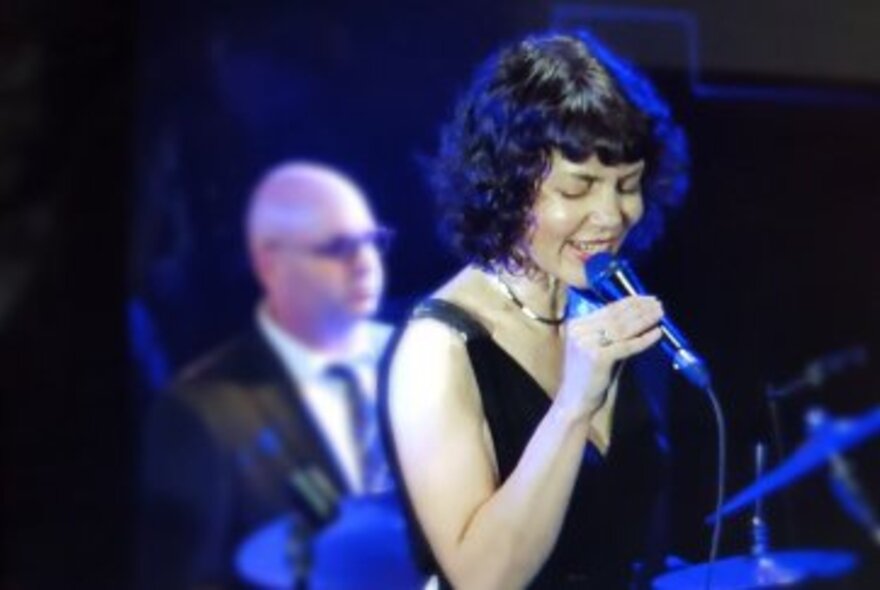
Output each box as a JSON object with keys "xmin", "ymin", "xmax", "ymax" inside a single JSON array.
[
  {"xmin": 565, "ymin": 296, "xmax": 656, "ymax": 333},
  {"xmin": 607, "ymin": 326, "xmax": 663, "ymax": 359},
  {"xmin": 575, "ymin": 297, "xmax": 661, "ymax": 343},
  {"xmin": 591, "ymin": 295, "xmax": 658, "ymax": 318},
  {"xmin": 608, "ymin": 301, "xmax": 664, "ymax": 340}
]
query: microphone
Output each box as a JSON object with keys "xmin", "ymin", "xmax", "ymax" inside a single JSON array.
[{"xmin": 585, "ymin": 253, "xmax": 711, "ymax": 390}]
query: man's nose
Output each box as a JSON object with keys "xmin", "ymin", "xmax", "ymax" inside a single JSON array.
[{"xmin": 348, "ymin": 242, "xmax": 382, "ymax": 273}]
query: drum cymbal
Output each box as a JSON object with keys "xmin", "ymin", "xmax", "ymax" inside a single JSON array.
[
  {"xmin": 236, "ymin": 492, "xmax": 424, "ymax": 589},
  {"xmin": 310, "ymin": 493, "xmax": 424, "ymax": 590},
  {"xmin": 652, "ymin": 549, "xmax": 858, "ymax": 589},
  {"xmin": 236, "ymin": 515, "xmax": 294, "ymax": 589},
  {"xmin": 708, "ymin": 406, "xmax": 880, "ymax": 524}
]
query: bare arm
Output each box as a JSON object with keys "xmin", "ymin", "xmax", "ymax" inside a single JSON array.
[{"xmin": 387, "ymin": 296, "xmax": 663, "ymax": 589}]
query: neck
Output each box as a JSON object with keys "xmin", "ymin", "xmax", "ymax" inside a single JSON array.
[
  {"xmin": 491, "ymin": 266, "xmax": 567, "ymax": 320},
  {"xmin": 266, "ymin": 302, "xmax": 361, "ymax": 356}
]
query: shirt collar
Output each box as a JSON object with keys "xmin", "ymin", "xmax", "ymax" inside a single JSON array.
[{"xmin": 255, "ymin": 303, "xmax": 390, "ymax": 382}]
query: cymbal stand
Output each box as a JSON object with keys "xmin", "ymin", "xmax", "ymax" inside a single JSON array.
[
  {"xmin": 751, "ymin": 442, "xmax": 770, "ymax": 558},
  {"xmin": 746, "ymin": 442, "xmax": 800, "ymax": 586}
]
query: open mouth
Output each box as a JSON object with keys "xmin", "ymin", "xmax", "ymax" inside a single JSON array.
[{"xmin": 566, "ymin": 238, "xmax": 618, "ymax": 261}]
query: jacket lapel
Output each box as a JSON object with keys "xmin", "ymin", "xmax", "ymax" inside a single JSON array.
[{"xmin": 233, "ymin": 329, "xmax": 353, "ymax": 507}]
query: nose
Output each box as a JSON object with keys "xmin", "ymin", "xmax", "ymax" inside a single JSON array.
[
  {"xmin": 588, "ymin": 185, "xmax": 624, "ymax": 229},
  {"xmin": 349, "ymin": 244, "xmax": 384, "ymax": 295},
  {"xmin": 349, "ymin": 241, "xmax": 383, "ymax": 277}
]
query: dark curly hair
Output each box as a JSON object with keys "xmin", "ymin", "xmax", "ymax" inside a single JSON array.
[{"xmin": 430, "ymin": 30, "xmax": 690, "ymax": 268}]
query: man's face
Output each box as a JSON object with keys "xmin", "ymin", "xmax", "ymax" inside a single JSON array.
[{"xmin": 252, "ymin": 176, "xmax": 387, "ymax": 333}]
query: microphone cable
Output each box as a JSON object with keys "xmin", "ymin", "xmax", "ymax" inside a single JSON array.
[{"xmin": 700, "ymin": 383, "xmax": 727, "ymax": 590}]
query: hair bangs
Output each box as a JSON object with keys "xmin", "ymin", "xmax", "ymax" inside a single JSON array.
[{"xmin": 545, "ymin": 107, "xmax": 649, "ymax": 167}]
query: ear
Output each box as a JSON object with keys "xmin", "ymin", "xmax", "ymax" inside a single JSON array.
[{"xmin": 249, "ymin": 242, "xmax": 275, "ymax": 291}]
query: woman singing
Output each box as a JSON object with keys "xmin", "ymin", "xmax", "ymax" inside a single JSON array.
[{"xmin": 381, "ymin": 30, "xmax": 689, "ymax": 589}]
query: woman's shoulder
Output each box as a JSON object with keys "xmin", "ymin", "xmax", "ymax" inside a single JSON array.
[
  {"xmin": 413, "ymin": 267, "xmax": 497, "ymax": 338},
  {"xmin": 386, "ymin": 303, "xmax": 486, "ymax": 427},
  {"xmin": 385, "ymin": 269, "xmax": 495, "ymax": 404},
  {"xmin": 409, "ymin": 299, "xmax": 487, "ymax": 342}
]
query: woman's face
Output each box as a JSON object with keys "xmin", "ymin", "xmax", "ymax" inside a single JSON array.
[{"xmin": 524, "ymin": 151, "xmax": 645, "ymax": 289}]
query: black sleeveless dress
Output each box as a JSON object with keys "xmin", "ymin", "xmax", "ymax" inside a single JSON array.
[{"xmin": 379, "ymin": 299, "xmax": 672, "ymax": 589}]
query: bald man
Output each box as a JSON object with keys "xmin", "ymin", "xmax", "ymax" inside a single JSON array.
[{"xmin": 138, "ymin": 162, "xmax": 394, "ymax": 589}]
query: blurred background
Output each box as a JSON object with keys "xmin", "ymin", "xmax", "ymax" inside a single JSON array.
[{"xmin": 2, "ymin": 0, "xmax": 879, "ymax": 587}]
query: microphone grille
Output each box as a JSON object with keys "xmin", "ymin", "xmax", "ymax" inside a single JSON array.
[{"xmin": 585, "ymin": 252, "xmax": 616, "ymax": 286}]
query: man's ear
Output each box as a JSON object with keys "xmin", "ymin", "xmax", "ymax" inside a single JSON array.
[{"xmin": 248, "ymin": 242, "xmax": 274, "ymax": 291}]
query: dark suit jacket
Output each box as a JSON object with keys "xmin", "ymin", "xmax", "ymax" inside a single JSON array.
[{"xmin": 137, "ymin": 327, "xmax": 351, "ymax": 589}]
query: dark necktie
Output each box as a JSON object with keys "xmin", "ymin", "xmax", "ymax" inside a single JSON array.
[{"xmin": 324, "ymin": 364, "xmax": 389, "ymax": 494}]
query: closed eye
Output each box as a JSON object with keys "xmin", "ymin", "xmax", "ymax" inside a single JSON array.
[
  {"xmin": 559, "ymin": 176, "xmax": 597, "ymax": 199},
  {"xmin": 617, "ymin": 171, "xmax": 643, "ymax": 194}
]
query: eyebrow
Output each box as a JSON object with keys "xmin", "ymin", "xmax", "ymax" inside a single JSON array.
[{"xmin": 570, "ymin": 163, "xmax": 645, "ymax": 182}]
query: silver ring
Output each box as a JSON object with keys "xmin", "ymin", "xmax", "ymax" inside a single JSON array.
[{"xmin": 597, "ymin": 328, "xmax": 613, "ymax": 347}]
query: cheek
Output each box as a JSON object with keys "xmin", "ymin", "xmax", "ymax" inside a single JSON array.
[
  {"xmin": 523, "ymin": 203, "xmax": 580, "ymax": 264},
  {"xmin": 622, "ymin": 196, "xmax": 645, "ymax": 227},
  {"xmin": 532, "ymin": 201, "xmax": 575, "ymax": 241},
  {"xmin": 281, "ymin": 260, "xmax": 335, "ymax": 294},
  {"xmin": 315, "ymin": 262, "xmax": 348, "ymax": 290}
]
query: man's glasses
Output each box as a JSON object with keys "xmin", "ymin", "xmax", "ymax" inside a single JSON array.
[{"xmin": 268, "ymin": 226, "xmax": 395, "ymax": 260}]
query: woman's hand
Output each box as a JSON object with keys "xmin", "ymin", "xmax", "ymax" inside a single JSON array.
[{"xmin": 557, "ymin": 295, "xmax": 664, "ymax": 419}]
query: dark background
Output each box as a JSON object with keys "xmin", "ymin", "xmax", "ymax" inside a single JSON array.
[{"xmin": 2, "ymin": 0, "xmax": 878, "ymax": 587}]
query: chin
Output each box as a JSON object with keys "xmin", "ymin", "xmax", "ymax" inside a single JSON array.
[
  {"xmin": 347, "ymin": 297, "xmax": 380, "ymax": 318},
  {"xmin": 556, "ymin": 260, "xmax": 588, "ymax": 290}
]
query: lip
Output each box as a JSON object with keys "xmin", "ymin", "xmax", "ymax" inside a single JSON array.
[
  {"xmin": 565, "ymin": 238, "xmax": 619, "ymax": 262},
  {"xmin": 350, "ymin": 287, "xmax": 379, "ymax": 301}
]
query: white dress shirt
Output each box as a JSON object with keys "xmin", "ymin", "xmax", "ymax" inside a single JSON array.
[{"xmin": 256, "ymin": 305, "xmax": 391, "ymax": 494}]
